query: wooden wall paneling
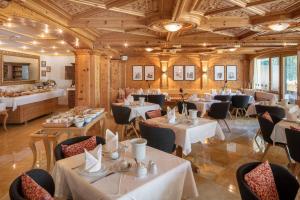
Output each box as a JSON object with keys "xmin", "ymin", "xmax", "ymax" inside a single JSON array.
[
  {"xmin": 90, "ymin": 51, "xmax": 101, "ymax": 107},
  {"xmin": 99, "ymin": 56, "xmax": 111, "ymax": 111},
  {"xmin": 110, "ymin": 59, "xmax": 123, "ymax": 103}
]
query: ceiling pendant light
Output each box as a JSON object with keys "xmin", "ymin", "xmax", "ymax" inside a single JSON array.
[
  {"xmin": 145, "ymin": 47, "xmax": 153, "ymax": 52},
  {"xmin": 268, "ymin": 23, "xmax": 289, "ymax": 32},
  {"xmin": 164, "ymin": 22, "xmax": 182, "ymax": 32}
]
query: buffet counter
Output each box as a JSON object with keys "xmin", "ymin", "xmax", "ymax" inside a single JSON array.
[{"xmin": 0, "ymin": 89, "xmax": 64, "ymax": 124}]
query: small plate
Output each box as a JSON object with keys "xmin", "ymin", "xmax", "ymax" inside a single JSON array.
[
  {"xmin": 77, "ymin": 165, "xmax": 108, "ymax": 177},
  {"xmin": 115, "ymin": 162, "xmax": 132, "ymax": 172}
]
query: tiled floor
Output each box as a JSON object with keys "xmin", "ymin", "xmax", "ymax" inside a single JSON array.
[{"xmin": 0, "ymin": 108, "xmax": 294, "ymax": 200}]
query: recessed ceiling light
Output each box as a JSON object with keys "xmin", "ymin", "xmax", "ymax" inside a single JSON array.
[
  {"xmin": 203, "ymin": 43, "xmax": 207, "ymax": 47},
  {"xmin": 4, "ymin": 23, "xmax": 13, "ymax": 28},
  {"xmin": 75, "ymin": 38, "xmax": 79, "ymax": 47},
  {"xmin": 145, "ymin": 47, "xmax": 153, "ymax": 52},
  {"xmin": 7, "ymin": 17, "xmax": 12, "ymax": 21},
  {"xmin": 234, "ymin": 44, "xmax": 241, "ymax": 48},
  {"xmin": 229, "ymin": 48, "xmax": 237, "ymax": 52},
  {"xmin": 66, "ymin": 50, "xmax": 70, "ymax": 53},
  {"xmin": 40, "ymin": 33, "xmax": 45, "ymax": 38},
  {"xmin": 21, "ymin": 46, "xmax": 28, "ymax": 50},
  {"xmin": 124, "ymin": 42, "xmax": 128, "ymax": 47},
  {"xmin": 217, "ymin": 49, "xmax": 224, "ymax": 54},
  {"xmin": 268, "ymin": 23, "xmax": 289, "ymax": 32},
  {"xmin": 40, "ymin": 49, "xmax": 45, "ymax": 53},
  {"xmin": 164, "ymin": 22, "xmax": 182, "ymax": 32},
  {"xmin": 52, "ymin": 46, "xmax": 56, "ymax": 49},
  {"xmin": 44, "ymin": 24, "xmax": 49, "ymax": 34},
  {"xmin": 54, "ymin": 52, "xmax": 58, "ymax": 55},
  {"xmin": 32, "ymin": 40, "xmax": 38, "ymax": 45},
  {"xmin": 0, "ymin": 41, "xmax": 2, "ymax": 45},
  {"xmin": 60, "ymin": 40, "xmax": 65, "ymax": 45},
  {"xmin": 57, "ymin": 28, "xmax": 63, "ymax": 34}
]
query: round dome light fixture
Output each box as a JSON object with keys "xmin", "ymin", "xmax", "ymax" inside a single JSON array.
[
  {"xmin": 145, "ymin": 47, "xmax": 153, "ymax": 52},
  {"xmin": 163, "ymin": 22, "xmax": 182, "ymax": 32},
  {"xmin": 268, "ymin": 23, "xmax": 289, "ymax": 32}
]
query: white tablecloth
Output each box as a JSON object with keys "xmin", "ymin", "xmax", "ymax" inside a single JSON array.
[
  {"xmin": 146, "ymin": 116, "xmax": 225, "ymax": 155},
  {"xmin": 0, "ymin": 89, "xmax": 64, "ymax": 111},
  {"xmin": 187, "ymin": 99, "xmax": 221, "ymax": 117},
  {"xmin": 0, "ymin": 103, "xmax": 6, "ymax": 112},
  {"xmin": 246, "ymin": 102, "xmax": 299, "ymax": 117},
  {"xmin": 124, "ymin": 102, "xmax": 161, "ymax": 121},
  {"xmin": 271, "ymin": 120, "xmax": 300, "ymax": 144},
  {"xmin": 52, "ymin": 141, "xmax": 199, "ymax": 200}
]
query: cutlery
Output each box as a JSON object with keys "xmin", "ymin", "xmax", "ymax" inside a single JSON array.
[
  {"xmin": 90, "ymin": 172, "xmax": 115, "ymax": 184},
  {"xmin": 71, "ymin": 164, "xmax": 83, "ymax": 170}
]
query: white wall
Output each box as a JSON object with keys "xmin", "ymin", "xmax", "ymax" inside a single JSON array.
[{"xmin": 40, "ymin": 55, "xmax": 75, "ymax": 105}]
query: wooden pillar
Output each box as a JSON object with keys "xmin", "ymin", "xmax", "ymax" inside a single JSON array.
[
  {"xmin": 242, "ymin": 56, "xmax": 250, "ymax": 89},
  {"xmin": 74, "ymin": 49, "xmax": 101, "ymax": 107},
  {"xmin": 159, "ymin": 55, "xmax": 169, "ymax": 89},
  {"xmin": 100, "ymin": 55, "xmax": 111, "ymax": 111},
  {"xmin": 111, "ymin": 59, "xmax": 124, "ymax": 103}
]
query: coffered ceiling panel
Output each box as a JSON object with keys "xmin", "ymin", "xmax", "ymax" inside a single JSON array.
[{"xmin": 50, "ymin": 0, "xmax": 94, "ymax": 15}]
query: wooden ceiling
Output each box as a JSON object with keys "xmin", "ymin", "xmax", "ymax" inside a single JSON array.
[{"xmin": 0, "ymin": 0, "xmax": 300, "ymax": 56}]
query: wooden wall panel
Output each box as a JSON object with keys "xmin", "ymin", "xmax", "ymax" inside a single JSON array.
[{"xmin": 100, "ymin": 56, "xmax": 111, "ymax": 111}]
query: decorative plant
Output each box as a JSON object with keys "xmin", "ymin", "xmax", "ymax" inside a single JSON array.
[
  {"xmin": 179, "ymin": 88, "xmax": 188, "ymax": 102},
  {"xmin": 222, "ymin": 80, "xmax": 228, "ymax": 91}
]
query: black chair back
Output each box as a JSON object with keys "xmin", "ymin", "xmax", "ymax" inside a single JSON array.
[
  {"xmin": 111, "ymin": 104, "xmax": 132, "ymax": 124},
  {"xmin": 255, "ymin": 104, "xmax": 285, "ymax": 119},
  {"xmin": 257, "ymin": 114, "xmax": 276, "ymax": 144},
  {"xmin": 132, "ymin": 94, "xmax": 148, "ymax": 101},
  {"xmin": 231, "ymin": 95, "xmax": 250, "ymax": 108},
  {"xmin": 285, "ymin": 128, "xmax": 300, "ymax": 162},
  {"xmin": 177, "ymin": 101, "xmax": 197, "ymax": 114},
  {"xmin": 214, "ymin": 95, "xmax": 231, "ymax": 102},
  {"xmin": 139, "ymin": 122, "xmax": 175, "ymax": 153},
  {"xmin": 9, "ymin": 169, "xmax": 55, "ymax": 200},
  {"xmin": 147, "ymin": 95, "xmax": 165, "ymax": 107},
  {"xmin": 208, "ymin": 102, "xmax": 230, "ymax": 119},
  {"xmin": 54, "ymin": 136, "xmax": 105, "ymax": 161},
  {"xmin": 236, "ymin": 162, "xmax": 299, "ymax": 200}
]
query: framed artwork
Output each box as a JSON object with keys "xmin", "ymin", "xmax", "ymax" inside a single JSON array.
[
  {"xmin": 144, "ymin": 65, "xmax": 155, "ymax": 80},
  {"xmin": 132, "ymin": 65, "xmax": 143, "ymax": 80},
  {"xmin": 46, "ymin": 66, "xmax": 51, "ymax": 72},
  {"xmin": 226, "ymin": 65, "xmax": 237, "ymax": 81},
  {"xmin": 173, "ymin": 65, "xmax": 184, "ymax": 81},
  {"xmin": 214, "ymin": 65, "xmax": 225, "ymax": 81},
  {"xmin": 41, "ymin": 70, "xmax": 47, "ymax": 77},
  {"xmin": 185, "ymin": 65, "xmax": 195, "ymax": 81},
  {"xmin": 41, "ymin": 61, "xmax": 46, "ymax": 67}
]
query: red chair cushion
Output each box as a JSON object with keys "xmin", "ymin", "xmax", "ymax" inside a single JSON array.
[
  {"xmin": 262, "ymin": 111, "xmax": 273, "ymax": 123},
  {"xmin": 62, "ymin": 136, "xmax": 97, "ymax": 157},
  {"xmin": 146, "ymin": 110, "xmax": 162, "ymax": 119},
  {"xmin": 244, "ymin": 161, "xmax": 279, "ymax": 200},
  {"xmin": 21, "ymin": 174, "xmax": 54, "ymax": 200}
]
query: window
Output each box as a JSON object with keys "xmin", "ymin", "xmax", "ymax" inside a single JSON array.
[
  {"xmin": 284, "ymin": 55, "xmax": 298, "ymax": 100},
  {"xmin": 254, "ymin": 58, "xmax": 269, "ymax": 90},
  {"xmin": 271, "ymin": 57, "xmax": 279, "ymax": 92}
]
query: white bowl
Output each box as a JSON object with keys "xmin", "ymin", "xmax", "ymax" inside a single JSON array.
[
  {"xmin": 84, "ymin": 117, "xmax": 93, "ymax": 123},
  {"xmin": 75, "ymin": 121, "xmax": 84, "ymax": 128}
]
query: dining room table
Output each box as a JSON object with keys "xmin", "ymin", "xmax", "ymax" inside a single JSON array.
[
  {"xmin": 187, "ymin": 99, "xmax": 221, "ymax": 117},
  {"xmin": 52, "ymin": 140, "xmax": 199, "ymax": 200},
  {"xmin": 116, "ymin": 101, "xmax": 161, "ymax": 121},
  {"xmin": 271, "ymin": 119, "xmax": 300, "ymax": 144},
  {"xmin": 145, "ymin": 115, "xmax": 225, "ymax": 156}
]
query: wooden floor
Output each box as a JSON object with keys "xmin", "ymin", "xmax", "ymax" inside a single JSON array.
[{"xmin": 0, "ymin": 107, "xmax": 295, "ymax": 200}]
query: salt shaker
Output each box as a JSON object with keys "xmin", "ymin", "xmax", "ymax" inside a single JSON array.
[
  {"xmin": 148, "ymin": 160, "xmax": 158, "ymax": 174},
  {"xmin": 137, "ymin": 162, "xmax": 147, "ymax": 178}
]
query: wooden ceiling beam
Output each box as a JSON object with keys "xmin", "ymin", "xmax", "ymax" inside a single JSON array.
[
  {"xmin": 105, "ymin": 0, "xmax": 137, "ymax": 9},
  {"xmin": 69, "ymin": 19, "xmax": 146, "ymax": 29},
  {"xmin": 72, "ymin": 8, "xmax": 105, "ymax": 20}
]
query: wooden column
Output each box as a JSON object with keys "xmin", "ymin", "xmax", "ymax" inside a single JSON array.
[
  {"xmin": 100, "ymin": 55, "xmax": 111, "ymax": 111},
  {"xmin": 111, "ymin": 59, "xmax": 125, "ymax": 103},
  {"xmin": 74, "ymin": 49, "xmax": 101, "ymax": 108}
]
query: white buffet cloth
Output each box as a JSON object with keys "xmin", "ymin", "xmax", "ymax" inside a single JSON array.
[
  {"xmin": 187, "ymin": 99, "xmax": 221, "ymax": 117},
  {"xmin": 0, "ymin": 89, "xmax": 64, "ymax": 111},
  {"xmin": 52, "ymin": 141, "xmax": 199, "ymax": 200},
  {"xmin": 246, "ymin": 102, "xmax": 299, "ymax": 117},
  {"xmin": 124, "ymin": 102, "xmax": 161, "ymax": 121},
  {"xmin": 271, "ymin": 120, "xmax": 300, "ymax": 144},
  {"xmin": 146, "ymin": 116, "xmax": 225, "ymax": 155}
]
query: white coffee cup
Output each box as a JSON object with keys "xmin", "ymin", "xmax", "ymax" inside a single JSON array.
[
  {"xmin": 189, "ymin": 109, "xmax": 198, "ymax": 120},
  {"xmin": 131, "ymin": 138, "xmax": 147, "ymax": 162},
  {"xmin": 139, "ymin": 97, "xmax": 145, "ymax": 106}
]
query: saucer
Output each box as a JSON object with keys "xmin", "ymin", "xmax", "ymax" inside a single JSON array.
[{"xmin": 77, "ymin": 165, "xmax": 108, "ymax": 177}]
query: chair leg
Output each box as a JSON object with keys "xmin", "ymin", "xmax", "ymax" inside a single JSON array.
[
  {"xmin": 234, "ymin": 108, "xmax": 238, "ymax": 118},
  {"xmin": 131, "ymin": 124, "xmax": 140, "ymax": 138},
  {"xmin": 254, "ymin": 129, "xmax": 261, "ymax": 149},
  {"xmin": 223, "ymin": 119, "xmax": 231, "ymax": 133},
  {"xmin": 283, "ymin": 145, "xmax": 293, "ymax": 164},
  {"xmin": 227, "ymin": 111, "xmax": 233, "ymax": 120},
  {"xmin": 261, "ymin": 143, "xmax": 271, "ymax": 161}
]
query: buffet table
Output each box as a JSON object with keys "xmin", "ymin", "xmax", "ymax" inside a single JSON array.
[{"xmin": 0, "ymin": 89, "xmax": 64, "ymax": 124}]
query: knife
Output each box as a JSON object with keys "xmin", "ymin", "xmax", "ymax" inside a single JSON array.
[{"xmin": 90, "ymin": 172, "xmax": 115, "ymax": 184}]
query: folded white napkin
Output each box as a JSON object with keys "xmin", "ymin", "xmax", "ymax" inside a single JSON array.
[
  {"xmin": 211, "ymin": 89, "xmax": 217, "ymax": 95},
  {"xmin": 105, "ymin": 129, "xmax": 118, "ymax": 152},
  {"xmin": 167, "ymin": 107, "xmax": 176, "ymax": 123},
  {"xmin": 204, "ymin": 93, "xmax": 212, "ymax": 101},
  {"xmin": 156, "ymin": 89, "xmax": 161, "ymax": 94},
  {"xmin": 226, "ymin": 89, "xmax": 231, "ymax": 94},
  {"xmin": 84, "ymin": 144, "xmax": 102, "ymax": 172},
  {"xmin": 236, "ymin": 90, "xmax": 242, "ymax": 95},
  {"xmin": 188, "ymin": 94, "xmax": 198, "ymax": 101},
  {"xmin": 137, "ymin": 88, "xmax": 143, "ymax": 95},
  {"xmin": 287, "ymin": 111, "xmax": 298, "ymax": 121},
  {"xmin": 124, "ymin": 99, "xmax": 130, "ymax": 106},
  {"xmin": 126, "ymin": 95, "xmax": 134, "ymax": 103}
]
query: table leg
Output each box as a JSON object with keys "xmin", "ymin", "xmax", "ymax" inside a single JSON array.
[
  {"xmin": 3, "ymin": 111, "xmax": 8, "ymax": 131},
  {"xmin": 29, "ymin": 139, "xmax": 37, "ymax": 168},
  {"xmin": 101, "ymin": 117, "xmax": 106, "ymax": 136},
  {"xmin": 176, "ymin": 146, "xmax": 199, "ymax": 173},
  {"xmin": 43, "ymin": 137, "xmax": 51, "ymax": 171}
]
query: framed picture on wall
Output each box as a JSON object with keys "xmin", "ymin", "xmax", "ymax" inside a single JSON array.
[
  {"xmin": 41, "ymin": 70, "xmax": 47, "ymax": 77},
  {"xmin": 132, "ymin": 65, "xmax": 143, "ymax": 80},
  {"xmin": 145, "ymin": 65, "xmax": 155, "ymax": 80},
  {"xmin": 173, "ymin": 65, "xmax": 184, "ymax": 81},
  {"xmin": 46, "ymin": 66, "xmax": 51, "ymax": 72},
  {"xmin": 226, "ymin": 65, "xmax": 237, "ymax": 81},
  {"xmin": 214, "ymin": 65, "xmax": 225, "ymax": 81},
  {"xmin": 185, "ymin": 65, "xmax": 195, "ymax": 81},
  {"xmin": 41, "ymin": 61, "xmax": 46, "ymax": 67}
]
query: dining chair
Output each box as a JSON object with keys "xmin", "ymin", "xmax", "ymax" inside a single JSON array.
[
  {"xmin": 111, "ymin": 104, "xmax": 140, "ymax": 140},
  {"xmin": 231, "ymin": 95, "xmax": 250, "ymax": 117},
  {"xmin": 139, "ymin": 122, "xmax": 176, "ymax": 153},
  {"xmin": 147, "ymin": 94, "xmax": 165, "ymax": 108},
  {"xmin": 207, "ymin": 102, "xmax": 231, "ymax": 132},
  {"xmin": 236, "ymin": 162, "xmax": 299, "ymax": 200},
  {"xmin": 145, "ymin": 109, "xmax": 166, "ymax": 119},
  {"xmin": 177, "ymin": 101, "xmax": 199, "ymax": 116},
  {"xmin": 254, "ymin": 105, "xmax": 285, "ymax": 148},
  {"xmin": 54, "ymin": 136, "xmax": 105, "ymax": 161},
  {"xmin": 9, "ymin": 169, "xmax": 55, "ymax": 200},
  {"xmin": 285, "ymin": 128, "xmax": 300, "ymax": 175},
  {"xmin": 214, "ymin": 95, "xmax": 231, "ymax": 102},
  {"xmin": 257, "ymin": 114, "xmax": 291, "ymax": 163}
]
